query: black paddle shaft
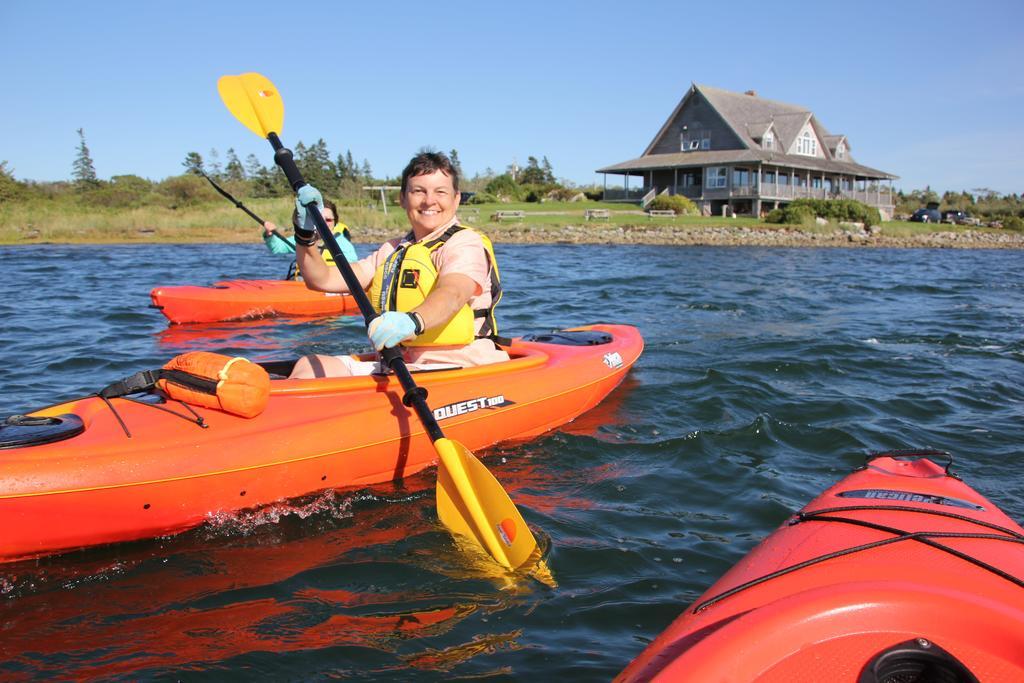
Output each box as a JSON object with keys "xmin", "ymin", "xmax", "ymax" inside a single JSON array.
[
  {"xmin": 197, "ymin": 169, "xmax": 294, "ymax": 251},
  {"xmin": 268, "ymin": 132, "xmax": 444, "ymax": 442}
]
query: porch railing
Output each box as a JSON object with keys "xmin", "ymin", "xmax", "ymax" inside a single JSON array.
[
  {"xmin": 670, "ymin": 183, "xmax": 893, "ymax": 207},
  {"xmin": 603, "ymin": 187, "xmax": 649, "ymax": 202}
]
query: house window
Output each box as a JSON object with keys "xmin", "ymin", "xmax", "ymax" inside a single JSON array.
[
  {"xmin": 764, "ymin": 171, "xmax": 776, "ymax": 184},
  {"xmin": 797, "ymin": 131, "xmax": 817, "ymax": 156},
  {"xmin": 836, "ymin": 142, "xmax": 846, "ymax": 160},
  {"xmin": 763, "ymin": 131, "xmax": 774, "ymax": 150},
  {"xmin": 812, "ymin": 177, "xmax": 823, "ymax": 189},
  {"xmin": 778, "ymin": 173, "xmax": 790, "ymax": 186},
  {"xmin": 706, "ymin": 166, "xmax": 727, "ymax": 188},
  {"xmin": 681, "ymin": 131, "xmax": 711, "ymax": 151},
  {"xmin": 733, "ymin": 168, "xmax": 750, "ymax": 187}
]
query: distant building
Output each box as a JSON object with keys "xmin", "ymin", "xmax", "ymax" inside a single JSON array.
[{"xmin": 597, "ymin": 84, "xmax": 898, "ymax": 219}]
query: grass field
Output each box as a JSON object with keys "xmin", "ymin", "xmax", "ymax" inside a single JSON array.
[{"xmin": 0, "ymin": 197, "xmax": 1012, "ymax": 245}]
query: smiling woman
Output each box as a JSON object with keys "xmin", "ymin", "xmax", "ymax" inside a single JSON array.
[{"xmin": 289, "ymin": 150, "xmax": 509, "ymax": 380}]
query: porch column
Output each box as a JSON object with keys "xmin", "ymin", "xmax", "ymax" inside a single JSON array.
[{"xmin": 673, "ymin": 168, "xmax": 678, "ymax": 195}]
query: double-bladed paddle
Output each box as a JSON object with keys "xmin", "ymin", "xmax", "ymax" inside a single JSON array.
[{"xmin": 217, "ymin": 72, "xmax": 539, "ymax": 570}]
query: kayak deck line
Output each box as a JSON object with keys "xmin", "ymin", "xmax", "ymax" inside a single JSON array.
[
  {"xmin": 3, "ymin": 345, "xmax": 637, "ymax": 501},
  {"xmin": 693, "ymin": 505, "xmax": 1024, "ymax": 614}
]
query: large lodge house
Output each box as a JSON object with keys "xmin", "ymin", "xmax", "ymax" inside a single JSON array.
[{"xmin": 597, "ymin": 84, "xmax": 897, "ymax": 219}]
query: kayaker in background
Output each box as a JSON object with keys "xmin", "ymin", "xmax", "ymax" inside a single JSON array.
[
  {"xmin": 262, "ymin": 197, "xmax": 358, "ymax": 279},
  {"xmin": 287, "ymin": 150, "xmax": 507, "ymax": 378}
]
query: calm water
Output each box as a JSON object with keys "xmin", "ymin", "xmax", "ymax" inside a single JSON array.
[{"xmin": 0, "ymin": 243, "xmax": 1022, "ymax": 680}]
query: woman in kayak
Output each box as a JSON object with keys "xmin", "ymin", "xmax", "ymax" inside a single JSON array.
[
  {"xmin": 263, "ymin": 197, "xmax": 358, "ymax": 279},
  {"xmin": 288, "ymin": 151, "xmax": 507, "ymax": 378}
]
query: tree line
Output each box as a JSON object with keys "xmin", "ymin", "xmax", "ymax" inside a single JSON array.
[
  {"xmin": 0, "ymin": 129, "xmax": 1020, "ymax": 223},
  {"xmin": 0, "ymin": 129, "xmax": 593, "ymax": 210},
  {"xmin": 893, "ymin": 187, "xmax": 1024, "ymax": 225}
]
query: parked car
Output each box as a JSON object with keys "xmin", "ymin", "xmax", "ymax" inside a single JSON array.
[
  {"xmin": 942, "ymin": 210, "xmax": 979, "ymax": 225},
  {"xmin": 909, "ymin": 206, "xmax": 941, "ymax": 223}
]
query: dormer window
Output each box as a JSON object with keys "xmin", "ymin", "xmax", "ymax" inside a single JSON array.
[
  {"xmin": 836, "ymin": 142, "xmax": 846, "ymax": 159},
  {"xmin": 762, "ymin": 131, "xmax": 774, "ymax": 150},
  {"xmin": 797, "ymin": 131, "xmax": 817, "ymax": 156}
]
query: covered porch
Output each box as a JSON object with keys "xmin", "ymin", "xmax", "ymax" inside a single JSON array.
[{"xmin": 601, "ymin": 161, "xmax": 896, "ymax": 219}]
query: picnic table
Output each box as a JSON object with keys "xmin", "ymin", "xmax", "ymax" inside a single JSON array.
[{"xmin": 491, "ymin": 210, "xmax": 526, "ymax": 222}]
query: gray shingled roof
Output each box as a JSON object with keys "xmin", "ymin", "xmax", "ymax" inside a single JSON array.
[
  {"xmin": 604, "ymin": 84, "xmax": 894, "ymax": 179},
  {"xmin": 695, "ymin": 85, "xmax": 817, "ymax": 154}
]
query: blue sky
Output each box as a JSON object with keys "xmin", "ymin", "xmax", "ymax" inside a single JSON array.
[{"xmin": 3, "ymin": 0, "xmax": 1022, "ymax": 195}]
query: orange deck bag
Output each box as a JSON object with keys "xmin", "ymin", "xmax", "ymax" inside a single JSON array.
[{"xmin": 157, "ymin": 352, "xmax": 270, "ymax": 418}]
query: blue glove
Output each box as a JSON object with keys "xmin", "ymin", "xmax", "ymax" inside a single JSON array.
[
  {"xmin": 294, "ymin": 185, "xmax": 323, "ymax": 245},
  {"xmin": 368, "ymin": 312, "xmax": 420, "ymax": 350}
]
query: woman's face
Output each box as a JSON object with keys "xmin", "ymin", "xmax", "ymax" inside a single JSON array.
[{"xmin": 400, "ymin": 170, "xmax": 459, "ymax": 237}]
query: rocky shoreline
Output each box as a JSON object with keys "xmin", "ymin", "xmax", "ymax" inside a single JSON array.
[{"xmin": 353, "ymin": 224, "xmax": 1024, "ymax": 250}]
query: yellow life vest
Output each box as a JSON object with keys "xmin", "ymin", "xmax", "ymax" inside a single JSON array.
[
  {"xmin": 287, "ymin": 232, "xmax": 340, "ymax": 281},
  {"xmin": 367, "ymin": 225, "xmax": 501, "ymax": 347}
]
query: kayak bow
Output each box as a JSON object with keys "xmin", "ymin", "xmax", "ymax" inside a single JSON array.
[{"xmin": 618, "ymin": 450, "xmax": 1024, "ymax": 683}]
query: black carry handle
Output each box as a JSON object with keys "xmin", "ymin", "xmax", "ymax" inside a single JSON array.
[
  {"xmin": 268, "ymin": 132, "xmax": 442, "ymax": 442},
  {"xmin": 196, "ymin": 168, "xmax": 295, "ymax": 251}
]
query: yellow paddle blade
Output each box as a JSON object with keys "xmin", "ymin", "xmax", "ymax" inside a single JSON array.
[
  {"xmin": 435, "ymin": 437, "xmax": 538, "ymax": 570},
  {"xmin": 217, "ymin": 72, "xmax": 284, "ymax": 139}
]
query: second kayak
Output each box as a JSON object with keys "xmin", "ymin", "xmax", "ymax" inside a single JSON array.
[
  {"xmin": 618, "ymin": 451, "xmax": 1024, "ymax": 682},
  {"xmin": 150, "ymin": 279, "xmax": 359, "ymax": 323}
]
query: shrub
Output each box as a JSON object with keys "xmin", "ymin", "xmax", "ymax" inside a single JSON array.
[
  {"xmin": 483, "ymin": 174, "xmax": 521, "ymax": 201},
  {"xmin": 0, "ymin": 161, "xmax": 25, "ymax": 203},
  {"xmin": 546, "ymin": 186, "xmax": 584, "ymax": 201},
  {"xmin": 648, "ymin": 194, "xmax": 697, "ymax": 215},
  {"xmin": 765, "ymin": 198, "xmax": 880, "ymax": 226},
  {"xmin": 156, "ymin": 174, "xmax": 215, "ymax": 208},
  {"xmin": 81, "ymin": 175, "xmax": 156, "ymax": 208},
  {"xmin": 1003, "ymin": 216, "xmax": 1024, "ymax": 231},
  {"xmin": 468, "ymin": 192, "xmax": 498, "ymax": 205}
]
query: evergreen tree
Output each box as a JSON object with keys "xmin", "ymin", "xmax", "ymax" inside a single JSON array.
[
  {"xmin": 518, "ymin": 156, "xmax": 547, "ymax": 185},
  {"xmin": 224, "ymin": 148, "xmax": 245, "ymax": 181},
  {"xmin": 299, "ymin": 138, "xmax": 336, "ymax": 189},
  {"xmin": 345, "ymin": 150, "xmax": 356, "ymax": 180},
  {"xmin": 449, "ymin": 148, "xmax": 463, "ymax": 176},
  {"xmin": 206, "ymin": 148, "xmax": 223, "ymax": 178},
  {"xmin": 182, "ymin": 151, "xmax": 205, "ymax": 175},
  {"xmin": 361, "ymin": 159, "xmax": 372, "ymax": 181},
  {"xmin": 244, "ymin": 154, "xmax": 264, "ymax": 179},
  {"xmin": 541, "ymin": 156, "xmax": 555, "ymax": 184},
  {"xmin": 72, "ymin": 128, "xmax": 99, "ymax": 186}
]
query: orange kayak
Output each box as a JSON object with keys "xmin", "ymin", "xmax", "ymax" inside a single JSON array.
[
  {"xmin": 618, "ymin": 451, "xmax": 1024, "ymax": 682},
  {"xmin": 150, "ymin": 279, "xmax": 359, "ymax": 323},
  {"xmin": 0, "ymin": 324, "xmax": 642, "ymax": 564}
]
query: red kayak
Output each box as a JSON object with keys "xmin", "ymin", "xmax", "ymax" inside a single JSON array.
[
  {"xmin": 150, "ymin": 279, "xmax": 358, "ymax": 324},
  {"xmin": 618, "ymin": 451, "xmax": 1024, "ymax": 682}
]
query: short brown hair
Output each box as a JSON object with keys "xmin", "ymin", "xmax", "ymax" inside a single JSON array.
[{"xmin": 400, "ymin": 151, "xmax": 460, "ymax": 194}]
